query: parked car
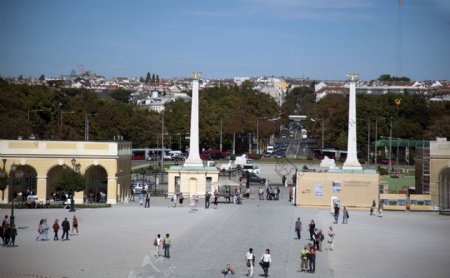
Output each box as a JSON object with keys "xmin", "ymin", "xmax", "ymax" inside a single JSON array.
[
  {"xmin": 377, "ymin": 158, "xmax": 396, "ymax": 165},
  {"xmin": 131, "ymin": 181, "xmax": 150, "ymax": 194},
  {"xmin": 273, "ymin": 151, "xmax": 286, "ymax": 159},
  {"xmin": 241, "ymin": 173, "xmax": 266, "ymax": 185},
  {"xmin": 200, "ymin": 149, "xmax": 229, "ymax": 160},
  {"xmin": 242, "ymin": 164, "xmax": 260, "ymax": 174}
]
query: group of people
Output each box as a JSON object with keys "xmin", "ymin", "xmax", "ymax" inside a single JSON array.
[
  {"xmin": 370, "ymin": 199, "xmax": 384, "ymax": 217},
  {"xmin": 36, "ymin": 215, "xmax": 78, "ymax": 241},
  {"xmin": 1, "ymin": 215, "xmax": 17, "ymax": 247},
  {"xmin": 294, "ymin": 217, "xmax": 336, "ymax": 273},
  {"xmin": 333, "ymin": 204, "xmax": 350, "ymax": 224},
  {"xmin": 257, "ymin": 186, "xmax": 280, "ymax": 200},
  {"xmin": 152, "ymin": 233, "xmax": 172, "ymax": 258},
  {"xmin": 222, "ymin": 248, "xmax": 272, "ymax": 278}
]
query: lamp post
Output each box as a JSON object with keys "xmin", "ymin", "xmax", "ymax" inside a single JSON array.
[
  {"xmin": 9, "ymin": 163, "xmax": 23, "ymax": 226},
  {"xmin": 70, "ymin": 158, "xmax": 81, "ymax": 212},
  {"xmin": 310, "ymin": 118, "xmax": 324, "ymax": 150},
  {"xmin": 0, "ymin": 159, "xmax": 8, "ymax": 209},
  {"xmin": 61, "ymin": 111, "xmax": 75, "ymax": 128}
]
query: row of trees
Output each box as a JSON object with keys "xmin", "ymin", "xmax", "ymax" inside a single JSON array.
[
  {"xmin": 140, "ymin": 72, "xmax": 160, "ymax": 84},
  {"xmin": 283, "ymin": 86, "xmax": 450, "ymax": 155},
  {"xmin": 0, "ymin": 77, "xmax": 449, "ymax": 154}
]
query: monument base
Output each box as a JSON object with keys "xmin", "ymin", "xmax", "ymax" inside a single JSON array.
[
  {"xmin": 167, "ymin": 165, "xmax": 219, "ymax": 198},
  {"xmin": 295, "ymin": 169, "xmax": 379, "ymax": 209}
]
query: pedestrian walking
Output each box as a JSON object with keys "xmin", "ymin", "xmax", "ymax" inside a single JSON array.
[
  {"xmin": 316, "ymin": 229, "xmax": 324, "ymax": 251},
  {"xmin": 289, "ymin": 186, "xmax": 293, "ymax": 202},
  {"xmin": 213, "ymin": 189, "xmax": 219, "ymax": 209},
  {"xmin": 245, "ymin": 248, "xmax": 255, "ymax": 277},
  {"xmin": 308, "ymin": 242, "xmax": 317, "ymax": 273},
  {"xmin": 221, "ymin": 264, "xmax": 235, "ymax": 278},
  {"xmin": 295, "ymin": 217, "xmax": 302, "ymax": 240},
  {"xmin": 308, "ymin": 220, "xmax": 315, "ymax": 241},
  {"xmin": 9, "ymin": 224, "xmax": 17, "ymax": 246},
  {"xmin": 139, "ymin": 192, "xmax": 144, "ymax": 207},
  {"xmin": 41, "ymin": 219, "xmax": 49, "ymax": 241},
  {"xmin": 36, "ymin": 219, "xmax": 44, "ymax": 241},
  {"xmin": 259, "ymin": 187, "xmax": 264, "ymax": 200},
  {"xmin": 370, "ymin": 199, "xmax": 376, "ymax": 215},
  {"xmin": 153, "ymin": 234, "xmax": 162, "ymax": 257},
  {"xmin": 342, "ymin": 207, "xmax": 349, "ymax": 224},
  {"xmin": 163, "ymin": 233, "xmax": 171, "ymax": 258},
  {"xmin": 53, "ymin": 219, "xmax": 60, "ymax": 240},
  {"xmin": 205, "ymin": 191, "xmax": 211, "ymax": 209},
  {"xmin": 326, "ymin": 226, "xmax": 335, "ymax": 251},
  {"xmin": 260, "ymin": 249, "xmax": 271, "ymax": 277},
  {"xmin": 179, "ymin": 194, "xmax": 184, "ymax": 206},
  {"xmin": 334, "ymin": 203, "xmax": 340, "ymax": 224},
  {"xmin": 144, "ymin": 191, "xmax": 150, "ymax": 208},
  {"xmin": 300, "ymin": 245, "xmax": 310, "ymax": 272},
  {"xmin": 282, "ymin": 175, "xmax": 286, "ymax": 187},
  {"xmin": 72, "ymin": 215, "xmax": 78, "ymax": 235},
  {"xmin": 378, "ymin": 201, "xmax": 384, "ymax": 218},
  {"xmin": 172, "ymin": 193, "xmax": 177, "ymax": 207},
  {"xmin": 61, "ymin": 217, "xmax": 70, "ymax": 241},
  {"xmin": 0, "ymin": 223, "xmax": 4, "ymax": 246}
]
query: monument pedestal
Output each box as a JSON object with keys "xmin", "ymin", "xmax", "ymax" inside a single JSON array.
[{"xmin": 167, "ymin": 165, "xmax": 219, "ymax": 198}]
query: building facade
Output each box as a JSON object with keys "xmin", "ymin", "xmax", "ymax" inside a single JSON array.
[{"xmin": 0, "ymin": 140, "xmax": 131, "ymax": 205}]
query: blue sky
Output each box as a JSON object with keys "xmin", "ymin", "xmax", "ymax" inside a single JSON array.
[{"xmin": 1, "ymin": 0, "xmax": 449, "ymax": 80}]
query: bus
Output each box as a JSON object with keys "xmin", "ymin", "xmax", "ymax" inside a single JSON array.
[{"xmin": 131, "ymin": 148, "xmax": 173, "ymax": 161}]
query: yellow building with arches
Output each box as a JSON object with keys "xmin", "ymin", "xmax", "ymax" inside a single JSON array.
[{"xmin": 0, "ymin": 140, "xmax": 131, "ymax": 205}]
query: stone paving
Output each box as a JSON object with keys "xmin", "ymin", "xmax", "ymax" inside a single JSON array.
[{"xmin": 1, "ymin": 188, "xmax": 450, "ymax": 278}]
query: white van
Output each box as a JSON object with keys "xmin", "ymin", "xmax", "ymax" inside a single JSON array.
[
  {"xmin": 243, "ymin": 164, "xmax": 260, "ymax": 174},
  {"xmin": 266, "ymin": 146, "xmax": 274, "ymax": 154}
]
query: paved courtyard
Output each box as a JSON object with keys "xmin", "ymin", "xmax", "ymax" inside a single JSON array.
[{"xmin": 1, "ymin": 189, "xmax": 450, "ymax": 278}]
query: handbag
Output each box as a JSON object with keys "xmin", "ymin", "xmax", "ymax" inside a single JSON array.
[{"xmin": 259, "ymin": 261, "xmax": 264, "ymax": 267}]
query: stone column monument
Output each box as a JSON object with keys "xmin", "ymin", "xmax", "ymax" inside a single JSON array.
[
  {"xmin": 184, "ymin": 72, "xmax": 203, "ymax": 167},
  {"xmin": 167, "ymin": 73, "xmax": 219, "ymax": 197},
  {"xmin": 343, "ymin": 73, "xmax": 362, "ymax": 170}
]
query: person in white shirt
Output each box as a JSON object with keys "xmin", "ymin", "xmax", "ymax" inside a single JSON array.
[
  {"xmin": 154, "ymin": 234, "xmax": 162, "ymax": 257},
  {"xmin": 245, "ymin": 248, "xmax": 255, "ymax": 277},
  {"xmin": 260, "ymin": 249, "xmax": 271, "ymax": 277}
]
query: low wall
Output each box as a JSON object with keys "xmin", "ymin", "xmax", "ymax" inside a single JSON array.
[{"xmin": 296, "ymin": 171, "xmax": 379, "ymax": 208}]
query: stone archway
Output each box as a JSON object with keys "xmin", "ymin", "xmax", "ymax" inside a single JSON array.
[
  {"xmin": 9, "ymin": 165, "xmax": 38, "ymax": 202},
  {"xmin": 47, "ymin": 165, "xmax": 66, "ymax": 201},
  {"xmin": 439, "ymin": 167, "xmax": 450, "ymax": 212},
  {"xmin": 85, "ymin": 165, "xmax": 108, "ymax": 203}
]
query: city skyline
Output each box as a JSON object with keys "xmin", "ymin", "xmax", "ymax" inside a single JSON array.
[{"xmin": 1, "ymin": 0, "xmax": 449, "ymax": 81}]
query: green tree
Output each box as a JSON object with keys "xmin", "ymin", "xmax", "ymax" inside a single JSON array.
[
  {"xmin": 156, "ymin": 75, "xmax": 160, "ymax": 84},
  {"xmin": 53, "ymin": 167, "xmax": 86, "ymax": 193},
  {"xmin": 145, "ymin": 72, "xmax": 151, "ymax": 84},
  {"xmin": 152, "ymin": 74, "xmax": 156, "ymax": 83},
  {"xmin": 139, "ymin": 76, "xmax": 144, "ymax": 83},
  {"xmin": 39, "ymin": 74, "xmax": 45, "ymax": 81}
]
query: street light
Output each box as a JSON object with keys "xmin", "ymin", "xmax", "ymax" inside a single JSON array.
[
  {"xmin": 61, "ymin": 111, "xmax": 75, "ymax": 128},
  {"xmin": 9, "ymin": 163, "xmax": 23, "ymax": 226},
  {"xmin": 310, "ymin": 118, "xmax": 324, "ymax": 150},
  {"xmin": 70, "ymin": 158, "xmax": 81, "ymax": 212},
  {"xmin": 0, "ymin": 158, "xmax": 8, "ymax": 208}
]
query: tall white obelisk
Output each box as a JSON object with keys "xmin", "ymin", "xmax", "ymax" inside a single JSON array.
[
  {"xmin": 343, "ymin": 73, "xmax": 362, "ymax": 170},
  {"xmin": 184, "ymin": 72, "xmax": 203, "ymax": 167}
]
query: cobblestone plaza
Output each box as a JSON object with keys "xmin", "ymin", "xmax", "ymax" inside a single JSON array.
[{"xmin": 1, "ymin": 188, "xmax": 450, "ymax": 278}]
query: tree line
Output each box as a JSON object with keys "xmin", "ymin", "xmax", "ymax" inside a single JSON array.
[{"xmin": 0, "ymin": 77, "xmax": 448, "ymax": 155}]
